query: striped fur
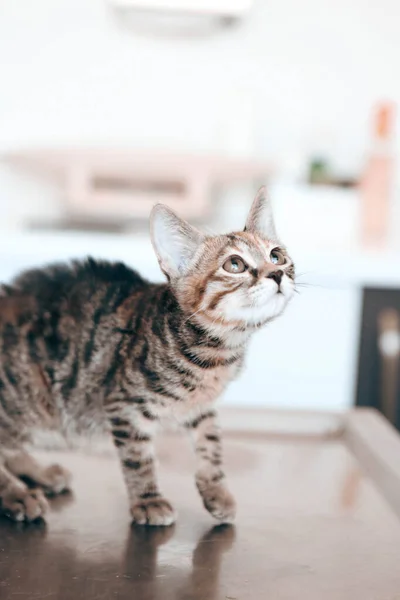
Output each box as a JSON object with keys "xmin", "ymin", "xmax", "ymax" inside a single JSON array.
[{"xmin": 0, "ymin": 188, "xmax": 295, "ymax": 524}]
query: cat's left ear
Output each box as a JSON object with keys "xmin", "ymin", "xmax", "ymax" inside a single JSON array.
[
  {"xmin": 150, "ymin": 204, "xmax": 205, "ymax": 279},
  {"xmin": 244, "ymin": 186, "xmax": 278, "ymax": 240}
]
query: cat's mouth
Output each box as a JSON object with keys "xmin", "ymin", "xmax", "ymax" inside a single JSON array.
[
  {"xmin": 248, "ymin": 282, "xmax": 287, "ymax": 303},
  {"xmin": 243, "ymin": 280, "xmax": 294, "ymax": 314}
]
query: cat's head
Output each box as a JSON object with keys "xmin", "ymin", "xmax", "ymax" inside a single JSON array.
[{"xmin": 150, "ymin": 188, "xmax": 295, "ymax": 335}]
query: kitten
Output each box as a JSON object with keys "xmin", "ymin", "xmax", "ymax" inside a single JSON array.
[{"xmin": 0, "ymin": 188, "xmax": 295, "ymax": 525}]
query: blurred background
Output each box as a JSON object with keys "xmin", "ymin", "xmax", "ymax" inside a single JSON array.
[{"xmin": 1, "ymin": 0, "xmax": 400, "ymax": 428}]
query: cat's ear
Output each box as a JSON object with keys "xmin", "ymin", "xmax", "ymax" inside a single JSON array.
[
  {"xmin": 150, "ymin": 204, "xmax": 204, "ymax": 279},
  {"xmin": 244, "ymin": 186, "xmax": 278, "ymax": 240}
]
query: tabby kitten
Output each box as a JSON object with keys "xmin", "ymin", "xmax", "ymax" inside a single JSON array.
[{"xmin": 0, "ymin": 188, "xmax": 294, "ymax": 525}]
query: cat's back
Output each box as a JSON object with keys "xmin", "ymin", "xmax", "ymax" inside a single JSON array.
[
  {"xmin": 0, "ymin": 259, "xmax": 153, "ymax": 442},
  {"xmin": 4, "ymin": 257, "xmax": 148, "ymax": 318}
]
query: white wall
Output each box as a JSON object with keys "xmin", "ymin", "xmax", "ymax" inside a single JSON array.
[
  {"xmin": 0, "ymin": 0, "xmax": 398, "ymax": 411},
  {"xmin": 1, "ymin": 0, "xmax": 399, "ymax": 159},
  {"xmin": 1, "ymin": 0, "xmax": 400, "ymax": 227}
]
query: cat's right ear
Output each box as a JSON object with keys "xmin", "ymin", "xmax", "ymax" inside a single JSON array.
[
  {"xmin": 150, "ymin": 204, "xmax": 204, "ymax": 279},
  {"xmin": 244, "ymin": 186, "xmax": 278, "ymax": 241}
]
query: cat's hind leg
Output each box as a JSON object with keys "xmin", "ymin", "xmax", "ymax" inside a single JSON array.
[
  {"xmin": 0, "ymin": 461, "xmax": 48, "ymax": 522},
  {"xmin": 4, "ymin": 450, "xmax": 71, "ymax": 496}
]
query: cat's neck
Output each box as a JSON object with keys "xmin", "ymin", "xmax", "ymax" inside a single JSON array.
[
  {"xmin": 150, "ymin": 285, "xmax": 251, "ymax": 369},
  {"xmin": 159, "ymin": 285, "xmax": 255, "ymax": 355},
  {"xmin": 188, "ymin": 314, "xmax": 252, "ymax": 350},
  {"xmin": 167, "ymin": 290, "xmax": 252, "ymax": 352}
]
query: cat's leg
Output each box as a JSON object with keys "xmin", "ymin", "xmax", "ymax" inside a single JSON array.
[
  {"xmin": 0, "ymin": 460, "xmax": 48, "ymax": 522},
  {"xmin": 107, "ymin": 410, "xmax": 176, "ymax": 526},
  {"xmin": 186, "ymin": 410, "xmax": 236, "ymax": 523},
  {"xmin": 4, "ymin": 450, "xmax": 71, "ymax": 496}
]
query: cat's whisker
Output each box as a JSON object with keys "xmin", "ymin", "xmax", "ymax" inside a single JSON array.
[
  {"xmin": 295, "ymin": 271, "xmax": 317, "ymax": 279},
  {"xmin": 295, "ymin": 281, "xmax": 328, "ymax": 290},
  {"xmin": 185, "ymin": 307, "xmax": 204, "ymax": 323}
]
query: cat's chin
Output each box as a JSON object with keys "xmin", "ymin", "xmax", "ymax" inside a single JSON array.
[
  {"xmin": 220, "ymin": 292, "xmax": 290, "ymax": 327},
  {"xmin": 218, "ymin": 279, "xmax": 294, "ymax": 327},
  {"xmin": 245, "ymin": 295, "xmax": 288, "ymax": 325}
]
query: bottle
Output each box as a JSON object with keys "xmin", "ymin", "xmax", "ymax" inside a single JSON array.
[{"xmin": 360, "ymin": 102, "xmax": 395, "ymax": 248}]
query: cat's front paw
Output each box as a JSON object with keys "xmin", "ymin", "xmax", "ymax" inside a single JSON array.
[
  {"xmin": 199, "ymin": 483, "xmax": 236, "ymax": 523},
  {"xmin": 1, "ymin": 486, "xmax": 48, "ymax": 522},
  {"xmin": 131, "ymin": 496, "xmax": 176, "ymax": 526},
  {"xmin": 41, "ymin": 464, "xmax": 72, "ymax": 496}
]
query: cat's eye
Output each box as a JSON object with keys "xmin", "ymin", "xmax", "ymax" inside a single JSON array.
[
  {"xmin": 270, "ymin": 249, "xmax": 285, "ymax": 266},
  {"xmin": 223, "ymin": 255, "xmax": 247, "ymax": 274}
]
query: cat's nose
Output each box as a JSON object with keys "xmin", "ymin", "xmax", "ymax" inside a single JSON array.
[{"xmin": 267, "ymin": 270, "xmax": 283, "ymax": 285}]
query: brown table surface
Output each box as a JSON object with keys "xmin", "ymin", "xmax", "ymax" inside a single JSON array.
[{"xmin": 1, "ymin": 408, "xmax": 400, "ymax": 600}]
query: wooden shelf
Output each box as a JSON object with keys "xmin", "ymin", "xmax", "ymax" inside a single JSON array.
[{"xmin": 4, "ymin": 147, "xmax": 272, "ymax": 221}]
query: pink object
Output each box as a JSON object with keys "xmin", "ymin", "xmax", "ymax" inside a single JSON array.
[
  {"xmin": 360, "ymin": 103, "xmax": 396, "ymax": 248},
  {"xmin": 4, "ymin": 148, "xmax": 272, "ymax": 222}
]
